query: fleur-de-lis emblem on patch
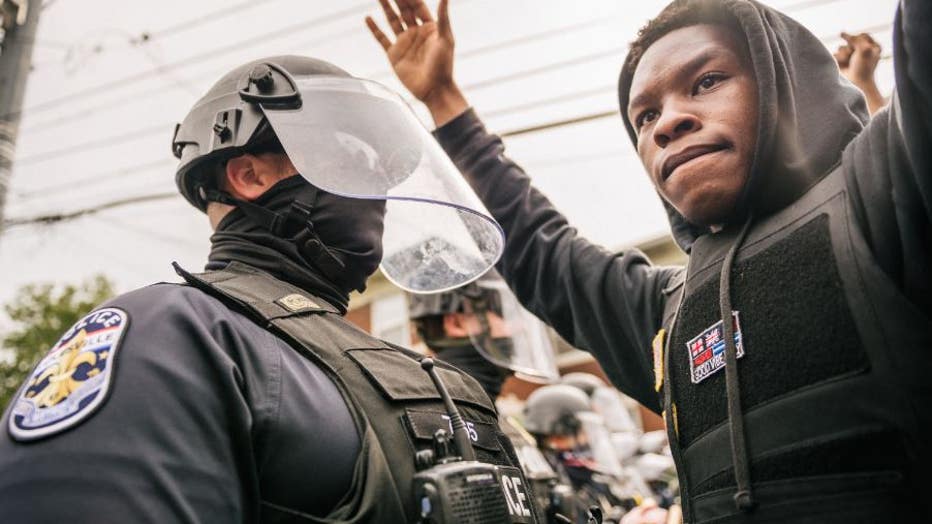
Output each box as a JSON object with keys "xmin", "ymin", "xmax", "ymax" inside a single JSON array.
[{"xmin": 27, "ymin": 330, "xmax": 99, "ymax": 408}]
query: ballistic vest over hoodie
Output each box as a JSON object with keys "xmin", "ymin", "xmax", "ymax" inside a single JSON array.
[{"xmin": 433, "ymin": 1, "xmax": 932, "ymax": 521}]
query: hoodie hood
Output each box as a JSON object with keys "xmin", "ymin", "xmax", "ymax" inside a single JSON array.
[{"xmin": 617, "ymin": 0, "xmax": 868, "ymax": 252}]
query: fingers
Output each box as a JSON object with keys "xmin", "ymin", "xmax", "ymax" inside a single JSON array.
[
  {"xmin": 833, "ymin": 44, "xmax": 852, "ymax": 66},
  {"xmin": 398, "ymin": 0, "xmax": 418, "ymax": 28},
  {"xmin": 856, "ymin": 32, "xmax": 878, "ymax": 47},
  {"xmin": 438, "ymin": 0, "xmax": 452, "ymax": 39},
  {"xmin": 377, "ymin": 0, "xmax": 405, "ymax": 35},
  {"xmin": 365, "ymin": 16, "xmax": 393, "ymax": 51},
  {"xmin": 840, "ymin": 31, "xmax": 881, "ymax": 53},
  {"xmin": 405, "ymin": 0, "xmax": 435, "ymax": 23}
]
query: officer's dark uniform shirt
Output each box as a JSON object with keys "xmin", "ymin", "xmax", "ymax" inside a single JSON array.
[
  {"xmin": 0, "ymin": 176, "xmax": 376, "ymax": 520},
  {"xmin": 0, "ymin": 171, "xmax": 536, "ymax": 522},
  {"xmin": 0, "ymin": 281, "xmax": 361, "ymax": 521},
  {"xmin": 431, "ymin": 1, "xmax": 931, "ymax": 522}
]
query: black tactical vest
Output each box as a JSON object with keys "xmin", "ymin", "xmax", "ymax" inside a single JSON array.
[
  {"xmin": 175, "ymin": 262, "xmax": 536, "ymax": 523},
  {"xmin": 656, "ymin": 168, "xmax": 931, "ymax": 522}
]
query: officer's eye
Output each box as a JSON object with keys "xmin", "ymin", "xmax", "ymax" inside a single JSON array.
[
  {"xmin": 636, "ymin": 110, "xmax": 659, "ymax": 129},
  {"xmin": 694, "ymin": 72, "xmax": 726, "ymax": 94}
]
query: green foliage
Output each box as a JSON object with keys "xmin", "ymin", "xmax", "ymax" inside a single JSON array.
[{"xmin": 0, "ymin": 275, "xmax": 115, "ymax": 410}]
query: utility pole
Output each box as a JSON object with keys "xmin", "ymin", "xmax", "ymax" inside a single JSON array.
[{"xmin": 0, "ymin": 0, "xmax": 41, "ymax": 228}]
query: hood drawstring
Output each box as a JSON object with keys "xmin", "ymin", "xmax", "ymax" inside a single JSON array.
[{"xmin": 720, "ymin": 214, "xmax": 755, "ymax": 512}]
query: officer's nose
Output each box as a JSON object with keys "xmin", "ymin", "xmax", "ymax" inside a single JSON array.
[{"xmin": 652, "ymin": 109, "xmax": 701, "ymax": 149}]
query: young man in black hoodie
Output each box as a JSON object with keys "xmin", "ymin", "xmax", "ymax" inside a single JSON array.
[{"xmin": 368, "ymin": 0, "xmax": 931, "ymax": 521}]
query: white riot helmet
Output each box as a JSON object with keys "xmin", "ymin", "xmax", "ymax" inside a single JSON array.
[{"xmin": 522, "ymin": 385, "xmax": 591, "ymax": 436}]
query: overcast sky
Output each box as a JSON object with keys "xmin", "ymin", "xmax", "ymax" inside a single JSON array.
[{"xmin": 0, "ymin": 0, "xmax": 898, "ymax": 307}]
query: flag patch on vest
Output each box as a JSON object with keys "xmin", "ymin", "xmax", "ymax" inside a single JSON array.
[
  {"xmin": 8, "ymin": 308, "xmax": 128, "ymax": 441},
  {"xmin": 686, "ymin": 311, "xmax": 744, "ymax": 384}
]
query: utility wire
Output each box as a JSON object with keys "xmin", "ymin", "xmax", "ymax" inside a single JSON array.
[
  {"xmin": 23, "ymin": 5, "xmax": 603, "ymax": 135},
  {"xmin": 1, "ymin": 108, "xmax": 620, "ymax": 231},
  {"xmin": 4, "ymin": 2, "xmax": 895, "ymax": 210},
  {"xmin": 483, "ymin": 83, "xmax": 616, "ymax": 119},
  {"xmin": 0, "ymin": 2, "xmax": 376, "ymax": 121},
  {"xmin": 15, "ymin": 123, "xmax": 168, "ymax": 166},
  {"xmin": 501, "ymin": 110, "xmax": 618, "ymax": 138},
  {"xmin": 10, "ymin": 43, "xmax": 895, "ymax": 204},
  {"xmin": 3, "ymin": 191, "xmax": 178, "ymax": 230},
  {"xmin": 144, "ymin": 0, "xmax": 284, "ymax": 41},
  {"xmin": 17, "ymin": 0, "xmax": 868, "ymax": 135},
  {"xmin": 14, "ymin": 158, "xmax": 169, "ymax": 200},
  {"xmin": 14, "ymin": 16, "xmax": 892, "ymax": 166},
  {"xmin": 7, "ymin": 44, "xmax": 893, "ymax": 201},
  {"xmin": 15, "ymin": 47, "xmax": 624, "ymax": 166}
]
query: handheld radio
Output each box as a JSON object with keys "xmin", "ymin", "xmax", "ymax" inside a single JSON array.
[{"xmin": 413, "ymin": 358, "xmax": 538, "ymax": 524}]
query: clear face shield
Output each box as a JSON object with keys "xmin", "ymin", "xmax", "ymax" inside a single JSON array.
[
  {"xmin": 260, "ymin": 75, "xmax": 504, "ymax": 293},
  {"xmin": 574, "ymin": 412, "xmax": 624, "ymax": 478},
  {"xmin": 457, "ymin": 278, "xmax": 560, "ymax": 383},
  {"xmin": 591, "ymin": 387, "xmax": 641, "ymax": 434}
]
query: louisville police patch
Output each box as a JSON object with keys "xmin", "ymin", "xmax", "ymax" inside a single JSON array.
[
  {"xmin": 8, "ymin": 307, "xmax": 128, "ymax": 441},
  {"xmin": 686, "ymin": 311, "xmax": 745, "ymax": 384}
]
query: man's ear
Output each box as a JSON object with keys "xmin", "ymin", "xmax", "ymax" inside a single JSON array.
[
  {"xmin": 224, "ymin": 154, "xmax": 279, "ymax": 201},
  {"xmin": 443, "ymin": 313, "xmax": 471, "ymax": 338}
]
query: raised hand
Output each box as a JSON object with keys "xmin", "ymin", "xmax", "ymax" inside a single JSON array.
[
  {"xmin": 835, "ymin": 32, "xmax": 882, "ymax": 85},
  {"xmin": 366, "ymin": 0, "xmax": 468, "ymax": 125},
  {"xmin": 834, "ymin": 31, "xmax": 885, "ymax": 114}
]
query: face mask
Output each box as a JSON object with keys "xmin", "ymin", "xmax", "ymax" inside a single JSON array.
[
  {"xmin": 304, "ymin": 189, "xmax": 386, "ymax": 293},
  {"xmin": 211, "ymin": 175, "xmax": 386, "ymax": 297},
  {"xmin": 434, "ymin": 341, "xmax": 513, "ymax": 400}
]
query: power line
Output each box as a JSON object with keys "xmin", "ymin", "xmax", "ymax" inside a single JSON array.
[
  {"xmin": 0, "ymin": 2, "xmax": 376, "ymax": 121},
  {"xmin": 501, "ymin": 110, "xmax": 617, "ymax": 138},
  {"xmin": 3, "ymin": 191, "xmax": 178, "ymax": 230},
  {"xmin": 519, "ymin": 149, "xmax": 633, "ymax": 168},
  {"xmin": 5, "ymin": 4, "xmax": 897, "ymax": 206},
  {"xmin": 484, "ymin": 84, "xmax": 616, "ymax": 119},
  {"xmin": 15, "ymin": 46, "xmax": 624, "ymax": 166},
  {"xmin": 18, "ymin": 0, "xmax": 870, "ymax": 136},
  {"xmin": 145, "ymin": 0, "xmax": 284, "ymax": 42},
  {"xmin": 461, "ymin": 47, "xmax": 624, "ymax": 92},
  {"xmin": 20, "ymin": 65, "xmax": 224, "ymax": 133},
  {"xmin": 22, "ymin": 5, "xmax": 601, "ymax": 136},
  {"xmin": 15, "ymin": 123, "xmax": 168, "ymax": 166},
  {"xmin": 14, "ymin": 157, "xmax": 169, "ymax": 200},
  {"xmin": 13, "ymin": 30, "xmax": 628, "ymax": 165},
  {"xmin": 22, "ymin": 1, "xmax": 285, "ymax": 76},
  {"xmin": 19, "ymin": 54, "xmax": 896, "ymax": 202},
  {"xmin": 2, "ymin": 108, "xmax": 618, "ymax": 231}
]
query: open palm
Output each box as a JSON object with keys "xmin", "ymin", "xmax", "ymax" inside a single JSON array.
[{"xmin": 366, "ymin": 0, "xmax": 455, "ymax": 102}]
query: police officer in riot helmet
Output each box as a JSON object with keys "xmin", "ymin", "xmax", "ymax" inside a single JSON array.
[
  {"xmin": 525, "ymin": 385, "xmax": 631, "ymax": 523},
  {"xmin": 408, "ymin": 269, "xmax": 560, "ymax": 401},
  {"xmin": 0, "ymin": 56, "xmax": 539, "ymax": 523}
]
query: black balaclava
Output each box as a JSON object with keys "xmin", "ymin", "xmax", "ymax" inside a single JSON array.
[
  {"xmin": 616, "ymin": 0, "xmax": 868, "ymax": 512},
  {"xmin": 432, "ymin": 341, "xmax": 512, "ymax": 401},
  {"xmin": 208, "ymin": 175, "xmax": 385, "ymax": 313}
]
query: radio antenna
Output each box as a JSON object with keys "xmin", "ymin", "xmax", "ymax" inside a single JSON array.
[{"xmin": 420, "ymin": 358, "xmax": 477, "ymax": 461}]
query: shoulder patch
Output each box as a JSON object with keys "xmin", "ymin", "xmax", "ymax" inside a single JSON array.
[{"xmin": 8, "ymin": 307, "xmax": 129, "ymax": 441}]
